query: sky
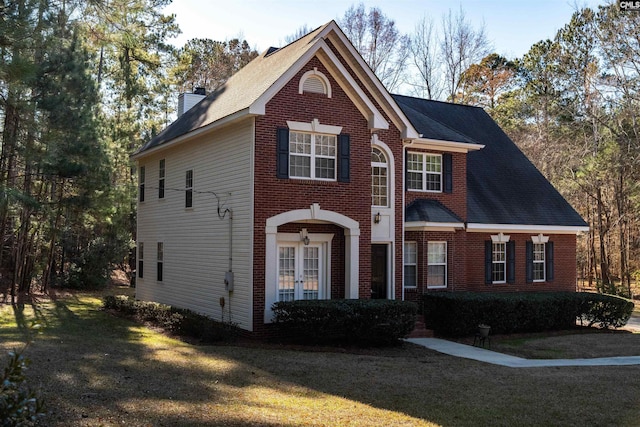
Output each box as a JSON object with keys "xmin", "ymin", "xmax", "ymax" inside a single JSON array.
[{"xmin": 163, "ymin": 0, "xmax": 608, "ymax": 60}]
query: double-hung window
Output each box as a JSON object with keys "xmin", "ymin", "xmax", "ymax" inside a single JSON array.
[
  {"xmin": 492, "ymin": 242, "xmax": 507, "ymax": 284},
  {"xmin": 185, "ymin": 169, "xmax": 193, "ymax": 208},
  {"xmin": 404, "ymin": 242, "xmax": 417, "ymax": 288},
  {"xmin": 533, "ymin": 243, "xmax": 545, "ymax": 282},
  {"xmin": 157, "ymin": 242, "xmax": 163, "ymax": 282},
  {"xmin": 139, "ymin": 166, "xmax": 145, "ymax": 202},
  {"xmin": 407, "ymin": 152, "xmax": 442, "ymax": 192},
  {"xmin": 138, "ymin": 242, "xmax": 144, "ymax": 279},
  {"xmin": 485, "ymin": 235, "xmax": 515, "ymax": 285},
  {"xmin": 427, "ymin": 242, "xmax": 447, "ymax": 288},
  {"xmin": 158, "ymin": 159, "xmax": 165, "ymax": 199},
  {"xmin": 289, "ymin": 131, "xmax": 336, "ymax": 180}
]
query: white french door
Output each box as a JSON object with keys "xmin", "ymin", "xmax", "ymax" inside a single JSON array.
[{"xmin": 278, "ymin": 243, "xmax": 323, "ymax": 301}]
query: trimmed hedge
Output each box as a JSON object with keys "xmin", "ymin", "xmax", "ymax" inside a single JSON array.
[
  {"xmin": 423, "ymin": 292, "xmax": 633, "ymax": 337},
  {"xmin": 272, "ymin": 299, "xmax": 418, "ymax": 346},
  {"xmin": 103, "ymin": 295, "xmax": 239, "ymax": 343}
]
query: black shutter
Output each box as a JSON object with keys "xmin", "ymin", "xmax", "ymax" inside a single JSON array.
[
  {"xmin": 507, "ymin": 241, "xmax": 516, "ymax": 284},
  {"xmin": 443, "ymin": 153, "xmax": 453, "ymax": 193},
  {"xmin": 484, "ymin": 240, "xmax": 492, "ymax": 284},
  {"xmin": 276, "ymin": 127, "xmax": 289, "ymax": 179},
  {"xmin": 338, "ymin": 134, "xmax": 350, "ymax": 182},
  {"xmin": 546, "ymin": 241, "xmax": 554, "ymax": 282},
  {"xmin": 526, "ymin": 241, "xmax": 534, "ymax": 283}
]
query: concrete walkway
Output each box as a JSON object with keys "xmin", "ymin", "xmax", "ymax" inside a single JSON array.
[{"xmin": 406, "ymin": 338, "xmax": 640, "ymax": 368}]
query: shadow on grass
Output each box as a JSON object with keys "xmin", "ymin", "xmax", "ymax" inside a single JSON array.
[{"xmin": 4, "ymin": 296, "xmax": 640, "ymax": 427}]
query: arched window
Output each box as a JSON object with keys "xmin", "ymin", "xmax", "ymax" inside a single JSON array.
[
  {"xmin": 299, "ymin": 68, "xmax": 332, "ymax": 97},
  {"xmin": 371, "ymin": 147, "xmax": 388, "ymax": 207}
]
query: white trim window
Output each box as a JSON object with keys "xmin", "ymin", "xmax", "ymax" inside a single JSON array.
[
  {"xmin": 404, "ymin": 241, "xmax": 417, "ymax": 288},
  {"xmin": 371, "ymin": 147, "xmax": 388, "ymax": 207},
  {"xmin": 533, "ymin": 243, "xmax": 546, "ymax": 282},
  {"xmin": 427, "ymin": 242, "xmax": 447, "ymax": 288},
  {"xmin": 289, "ymin": 131, "xmax": 337, "ymax": 180},
  {"xmin": 492, "ymin": 242, "xmax": 506, "ymax": 284},
  {"xmin": 407, "ymin": 152, "xmax": 442, "ymax": 192}
]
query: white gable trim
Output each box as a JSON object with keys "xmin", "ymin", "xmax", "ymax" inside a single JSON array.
[
  {"xmin": 250, "ymin": 39, "xmax": 388, "ymax": 131},
  {"xmin": 321, "ymin": 22, "xmax": 419, "ymax": 139}
]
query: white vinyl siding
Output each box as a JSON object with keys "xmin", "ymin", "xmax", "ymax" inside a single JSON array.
[{"xmin": 135, "ymin": 119, "xmax": 254, "ymax": 331}]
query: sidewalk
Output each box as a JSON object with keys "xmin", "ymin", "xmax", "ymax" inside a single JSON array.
[{"xmin": 406, "ymin": 337, "xmax": 640, "ymax": 368}]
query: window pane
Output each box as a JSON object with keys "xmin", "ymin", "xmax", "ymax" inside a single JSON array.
[
  {"xmin": 278, "ymin": 247, "xmax": 296, "ymax": 302},
  {"xmin": 371, "ymin": 165, "xmax": 388, "ymax": 206},
  {"xmin": 425, "ymin": 173, "xmax": 441, "ymax": 191},
  {"xmin": 427, "ymin": 265, "xmax": 446, "ymax": 287},
  {"xmin": 289, "ymin": 132, "xmax": 311, "ymax": 154},
  {"xmin": 303, "ymin": 247, "xmax": 319, "ymax": 300},
  {"xmin": 425, "ymin": 155, "xmax": 441, "ymax": 172},
  {"xmin": 407, "ymin": 172, "xmax": 423, "ymax": 190},
  {"xmin": 315, "ymin": 135, "xmax": 336, "ymax": 156},
  {"xmin": 428, "ymin": 242, "xmax": 446, "ymax": 264},
  {"xmin": 404, "ymin": 242, "xmax": 417, "ymax": 263},
  {"xmin": 492, "ymin": 242, "xmax": 506, "ymax": 282},
  {"xmin": 404, "ymin": 266, "xmax": 417, "ymax": 287},
  {"xmin": 290, "ymin": 155, "xmax": 311, "ymax": 177},
  {"xmin": 315, "ymin": 157, "xmax": 335, "ymax": 179}
]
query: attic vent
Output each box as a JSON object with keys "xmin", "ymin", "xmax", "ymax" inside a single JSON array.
[{"xmin": 299, "ymin": 68, "xmax": 331, "ymax": 98}]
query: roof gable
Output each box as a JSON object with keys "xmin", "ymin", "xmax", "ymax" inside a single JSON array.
[{"xmin": 134, "ymin": 21, "xmax": 418, "ymax": 158}]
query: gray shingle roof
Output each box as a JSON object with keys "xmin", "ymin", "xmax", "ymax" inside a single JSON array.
[
  {"xmin": 406, "ymin": 199, "xmax": 464, "ymax": 224},
  {"xmin": 135, "ymin": 24, "xmax": 330, "ymax": 155},
  {"xmin": 393, "ymin": 95, "xmax": 587, "ymax": 227}
]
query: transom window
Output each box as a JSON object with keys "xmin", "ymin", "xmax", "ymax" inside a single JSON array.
[
  {"xmin": 407, "ymin": 152, "xmax": 442, "ymax": 192},
  {"xmin": 403, "ymin": 241, "xmax": 417, "ymax": 288},
  {"xmin": 427, "ymin": 242, "xmax": 447, "ymax": 288},
  {"xmin": 371, "ymin": 148, "xmax": 388, "ymax": 207},
  {"xmin": 533, "ymin": 243, "xmax": 546, "ymax": 282},
  {"xmin": 492, "ymin": 242, "xmax": 506, "ymax": 284},
  {"xmin": 289, "ymin": 131, "xmax": 336, "ymax": 180}
]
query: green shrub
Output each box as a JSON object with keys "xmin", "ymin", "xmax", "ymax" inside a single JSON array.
[
  {"xmin": 272, "ymin": 299, "xmax": 417, "ymax": 346},
  {"xmin": 0, "ymin": 349, "xmax": 45, "ymax": 426},
  {"xmin": 103, "ymin": 295, "xmax": 239, "ymax": 343},
  {"xmin": 423, "ymin": 292, "xmax": 633, "ymax": 337},
  {"xmin": 576, "ymin": 292, "xmax": 634, "ymax": 329}
]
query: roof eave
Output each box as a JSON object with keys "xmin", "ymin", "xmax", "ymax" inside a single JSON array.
[
  {"xmin": 405, "ymin": 138, "xmax": 484, "ymax": 153},
  {"xmin": 131, "ymin": 108, "xmax": 254, "ymax": 160},
  {"xmin": 405, "ymin": 221, "xmax": 465, "ymax": 232},
  {"xmin": 466, "ymin": 223, "xmax": 590, "ymax": 235}
]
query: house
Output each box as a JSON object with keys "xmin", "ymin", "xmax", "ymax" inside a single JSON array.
[{"xmin": 131, "ymin": 21, "xmax": 588, "ymax": 334}]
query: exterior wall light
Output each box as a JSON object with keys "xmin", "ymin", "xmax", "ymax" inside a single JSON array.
[
  {"xmin": 374, "ymin": 212, "xmax": 381, "ymax": 224},
  {"xmin": 300, "ymin": 228, "xmax": 310, "ymax": 245}
]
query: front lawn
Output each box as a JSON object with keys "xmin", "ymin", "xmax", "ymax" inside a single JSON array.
[{"xmin": 2, "ymin": 291, "xmax": 640, "ymax": 426}]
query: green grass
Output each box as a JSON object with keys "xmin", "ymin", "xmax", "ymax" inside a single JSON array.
[{"xmin": 3, "ymin": 292, "xmax": 640, "ymax": 426}]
